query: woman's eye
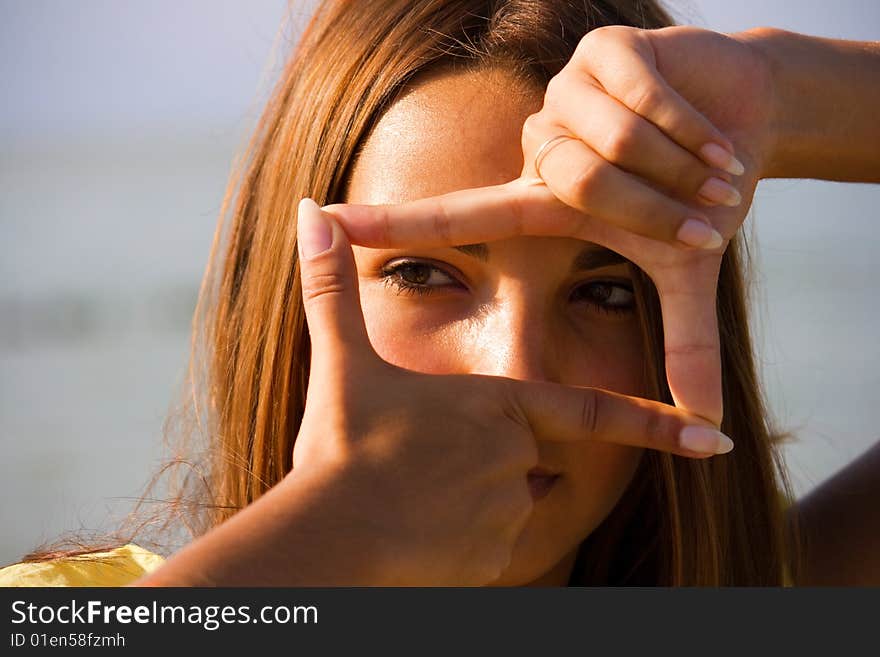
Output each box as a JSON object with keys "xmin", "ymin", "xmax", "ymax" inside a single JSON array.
[
  {"xmin": 381, "ymin": 260, "xmax": 462, "ymax": 296},
  {"xmin": 570, "ymin": 281, "xmax": 635, "ymax": 314}
]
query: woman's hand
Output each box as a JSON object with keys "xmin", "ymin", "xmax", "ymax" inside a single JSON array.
[
  {"xmin": 134, "ymin": 198, "xmax": 731, "ymax": 588},
  {"xmin": 324, "ymin": 26, "xmax": 780, "ymax": 425},
  {"xmin": 521, "ymin": 24, "xmax": 773, "ymax": 246},
  {"xmin": 291, "ymin": 199, "xmax": 731, "ymax": 586}
]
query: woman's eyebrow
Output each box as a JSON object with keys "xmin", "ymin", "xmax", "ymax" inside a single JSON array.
[
  {"xmin": 453, "ymin": 243, "xmax": 489, "ymax": 261},
  {"xmin": 451, "ymin": 243, "xmax": 628, "ymax": 271},
  {"xmin": 571, "ymin": 246, "xmax": 630, "ymax": 272}
]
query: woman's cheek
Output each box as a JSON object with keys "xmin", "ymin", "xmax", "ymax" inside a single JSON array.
[
  {"xmin": 361, "ymin": 292, "xmax": 646, "ymax": 394},
  {"xmin": 360, "ymin": 292, "xmax": 468, "ymax": 374},
  {"xmin": 574, "ymin": 331, "xmax": 645, "ymax": 396}
]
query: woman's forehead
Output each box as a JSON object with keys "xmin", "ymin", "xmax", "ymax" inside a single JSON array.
[{"xmin": 345, "ymin": 66, "xmax": 543, "ymax": 205}]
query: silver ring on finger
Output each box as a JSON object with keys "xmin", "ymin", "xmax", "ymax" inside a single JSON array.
[{"xmin": 533, "ymin": 134, "xmax": 575, "ymax": 181}]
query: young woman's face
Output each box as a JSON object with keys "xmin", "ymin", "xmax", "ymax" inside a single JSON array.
[{"xmin": 345, "ymin": 66, "xmax": 646, "ymax": 586}]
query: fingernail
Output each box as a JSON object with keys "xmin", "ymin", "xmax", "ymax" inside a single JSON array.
[
  {"xmin": 699, "ymin": 142, "xmax": 745, "ymax": 176},
  {"xmin": 676, "ymin": 218, "xmax": 724, "ymax": 250},
  {"xmin": 322, "ymin": 203, "xmax": 366, "ymax": 226},
  {"xmin": 320, "ymin": 203, "xmax": 343, "ymax": 215},
  {"xmin": 298, "ymin": 198, "xmax": 333, "ymax": 258},
  {"xmin": 679, "ymin": 426, "xmax": 734, "ymax": 455},
  {"xmin": 697, "ymin": 177, "xmax": 742, "ymax": 207}
]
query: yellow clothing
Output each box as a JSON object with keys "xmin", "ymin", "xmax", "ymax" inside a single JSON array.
[
  {"xmin": 0, "ymin": 542, "xmax": 794, "ymax": 586},
  {"xmin": 0, "ymin": 544, "xmax": 164, "ymax": 587}
]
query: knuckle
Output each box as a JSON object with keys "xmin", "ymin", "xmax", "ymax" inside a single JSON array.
[
  {"xmin": 579, "ymin": 389, "xmax": 600, "ymax": 436},
  {"xmin": 627, "ymin": 83, "xmax": 664, "ymax": 117},
  {"xmin": 600, "ymin": 120, "xmax": 641, "ymax": 162},
  {"xmin": 576, "ymin": 25, "xmax": 616, "ymax": 54},
  {"xmin": 568, "ymin": 158, "xmax": 605, "ymax": 202},
  {"xmin": 578, "ymin": 25, "xmax": 632, "ymax": 53},
  {"xmin": 496, "ymin": 378, "xmax": 531, "ymax": 425},
  {"xmin": 574, "ymin": 31, "xmax": 594, "ymax": 56},
  {"xmin": 503, "ymin": 192, "xmax": 529, "ymax": 236},
  {"xmin": 543, "ymin": 74, "xmax": 567, "ymax": 107},
  {"xmin": 429, "ymin": 202, "xmax": 453, "ymax": 245},
  {"xmin": 379, "ymin": 206, "xmax": 393, "ymax": 245},
  {"xmin": 664, "ymin": 341, "xmax": 718, "ymax": 358},
  {"xmin": 301, "ymin": 269, "xmax": 347, "ymax": 303},
  {"xmin": 520, "ymin": 112, "xmax": 545, "ymax": 152}
]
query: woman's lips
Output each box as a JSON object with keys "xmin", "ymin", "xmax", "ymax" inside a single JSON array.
[{"xmin": 527, "ymin": 468, "xmax": 561, "ymax": 500}]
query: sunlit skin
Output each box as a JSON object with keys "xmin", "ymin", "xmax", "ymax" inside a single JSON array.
[
  {"xmin": 344, "ymin": 66, "xmax": 647, "ymax": 586},
  {"xmin": 129, "ymin": 25, "xmax": 880, "ymax": 588}
]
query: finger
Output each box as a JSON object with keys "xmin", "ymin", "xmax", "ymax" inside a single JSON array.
[
  {"xmin": 297, "ymin": 198, "xmax": 375, "ymax": 371},
  {"xmin": 323, "ymin": 182, "xmax": 589, "ymax": 248},
  {"xmin": 508, "ymin": 379, "xmax": 732, "ymax": 458},
  {"xmin": 325, "ymin": 179, "xmax": 723, "ymax": 252},
  {"xmin": 532, "ymin": 77, "xmax": 740, "ymax": 209},
  {"xmin": 576, "ymin": 27, "xmax": 744, "ymax": 175},
  {"xmin": 532, "ymin": 132, "xmax": 724, "ymax": 247},
  {"xmin": 655, "ymin": 259, "xmax": 724, "ymax": 426}
]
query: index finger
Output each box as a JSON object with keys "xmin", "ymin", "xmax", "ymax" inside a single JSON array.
[
  {"xmin": 508, "ymin": 378, "xmax": 733, "ymax": 458},
  {"xmin": 322, "ymin": 180, "xmax": 588, "ymax": 248}
]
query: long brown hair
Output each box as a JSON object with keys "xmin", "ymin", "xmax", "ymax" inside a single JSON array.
[{"xmin": 27, "ymin": 0, "xmax": 799, "ymax": 584}]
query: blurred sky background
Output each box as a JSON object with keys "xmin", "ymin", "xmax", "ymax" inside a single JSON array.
[{"xmin": 1, "ymin": 0, "xmax": 878, "ymax": 565}]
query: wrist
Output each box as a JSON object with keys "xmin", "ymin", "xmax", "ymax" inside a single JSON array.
[
  {"xmin": 739, "ymin": 27, "xmax": 880, "ymax": 181},
  {"xmin": 135, "ymin": 463, "xmax": 393, "ymax": 586},
  {"xmin": 273, "ymin": 465, "xmax": 393, "ymax": 585},
  {"xmin": 731, "ymin": 27, "xmax": 786, "ymax": 179}
]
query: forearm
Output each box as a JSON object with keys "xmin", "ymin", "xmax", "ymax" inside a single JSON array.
[
  {"xmin": 132, "ymin": 467, "xmax": 387, "ymax": 586},
  {"xmin": 790, "ymin": 441, "xmax": 880, "ymax": 586},
  {"xmin": 747, "ymin": 28, "xmax": 880, "ymax": 182}
]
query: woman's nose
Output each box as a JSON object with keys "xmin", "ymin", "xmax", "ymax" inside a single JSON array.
[{"xmin": 466, "ymin": 299, "xmax": 560, "ymax": 383}]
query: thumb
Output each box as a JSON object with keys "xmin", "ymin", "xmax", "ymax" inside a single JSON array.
[{"xmin": 297, "ymin": 197, "xmax": 374, "ymax": 372}]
